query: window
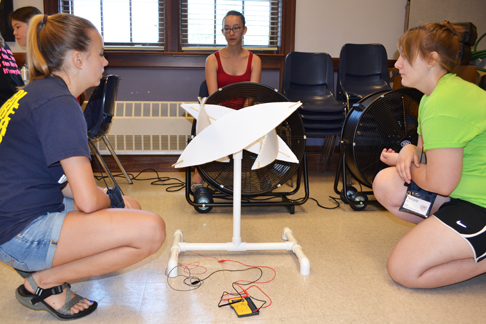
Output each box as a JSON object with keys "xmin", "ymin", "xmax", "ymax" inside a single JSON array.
[
  {"xmin": 181, "ymin": 0, "xmax": 280, "ymax": 51},
  {"xmin": 60, "ymin": 0, "xmax": 165, "ymax": 49}
]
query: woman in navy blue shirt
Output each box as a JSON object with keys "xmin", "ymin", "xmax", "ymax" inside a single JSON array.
[{"xmin": 0, "ymin": 14, "xmax": 166, "ymax": 320}]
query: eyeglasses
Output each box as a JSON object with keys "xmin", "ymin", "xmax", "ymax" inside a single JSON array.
[{"xmin": 222, "ymin": 26, "xmax": 243, "ymax": 34}]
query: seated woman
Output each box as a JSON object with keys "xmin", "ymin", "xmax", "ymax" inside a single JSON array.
[
  {"xmin": 0, "ymin": 33, "xmax": 23, "ymax": 106},
  {"xmin": 10, "ymin": 6, "xmax": 42, "ymax": 48},
  {"xmin": 373, "ymin": 21, "xmax": 486, "ymax": 289},
  {"xmin": 192, "ymin": 10, "xmax": 262, "ymax": 189},
  {"xmin": 0, "ymin": 14, "xmax": 166, "ymax": 320}
]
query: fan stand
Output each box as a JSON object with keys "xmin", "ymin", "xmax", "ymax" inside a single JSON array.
[{"xmin": 168, "ymin": 150, "xmax": 310, "ymax": 277}]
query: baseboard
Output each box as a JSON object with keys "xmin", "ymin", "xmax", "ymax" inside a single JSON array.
[{"xmin": 90, "ymin": 146, "xmax": 340, "ymax": 174}]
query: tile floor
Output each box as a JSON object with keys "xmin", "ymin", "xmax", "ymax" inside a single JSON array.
[{"xmin": 2, "ymin": 171, "xmax": 486, "ymax": 323}]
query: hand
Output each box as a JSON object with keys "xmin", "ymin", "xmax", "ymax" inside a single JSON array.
[
  {"xmin": 107, "ymin": 184, "xmax": 125, "ymax": 208},
  {"xmin": 395, "ymin": 144, "xmax": 421, "ymax": 184},
  {"xmin": 380, "ymin": 148, "xmax": 398, "ymax": 166}
]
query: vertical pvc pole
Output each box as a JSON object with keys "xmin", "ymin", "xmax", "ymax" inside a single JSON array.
[{"xmin": 232, "ymin": 151, "xmax": 242, "ymax": 247}]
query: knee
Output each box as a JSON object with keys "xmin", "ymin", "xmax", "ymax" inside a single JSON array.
[
  {"xmin": 373, "ymin": 167, "xmax": 403, "ymax": 208},
  {"xmin": 372, "ymin": 169, "xmax": 389, "ymax": 203},
  {"xmin": 387, "ymin": 251, "xmax": 419, "ymax": 288},
  {"xmin": 140, "ymin": 213, "xmax": 166, "ymax": 255}
]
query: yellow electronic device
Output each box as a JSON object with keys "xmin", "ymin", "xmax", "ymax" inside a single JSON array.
[{"xmin": 229, "ymin": 297, "xmax": 259, "ymax": 318}]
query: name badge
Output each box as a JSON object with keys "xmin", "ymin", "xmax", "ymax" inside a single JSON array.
[{"xmin": 399, "ymin": 181, "xmax": 437, "ymax": 218}]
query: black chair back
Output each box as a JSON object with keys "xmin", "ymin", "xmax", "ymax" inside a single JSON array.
[
  {"xmin": 199, "ymin": 80, "xmax": 209, "ymax": 98},
  {"xmin": 84, "ymin": 75, "xmax": 120, "ymax": 139},
  {"xmin": 337, "ymin": 43, "xmax": 391, "ymax": 102},
  {"xmin": 282, "ymin": 51, "xmax": 336, "ymax": 105}
]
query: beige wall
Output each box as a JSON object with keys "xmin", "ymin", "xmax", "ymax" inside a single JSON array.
[
  {"xmin": 295, "ymin": 0, "xmax": 406, "ymax": 59},
  {"xmin": 409, "ymin": 0, "xmax": 486, "ymax": 49}
]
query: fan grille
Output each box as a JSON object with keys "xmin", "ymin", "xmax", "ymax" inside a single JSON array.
[
  {"xmin": 344, "ymin": 88, "xmax": 423, "ymax": 187},
  {"xmin": 198, "ymin": 82, "xmax": 306, "ymax": 196}
]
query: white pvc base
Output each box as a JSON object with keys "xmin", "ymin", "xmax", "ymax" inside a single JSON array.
[
  {"xmin": 168, "ymin": 151, "xmax": 310, "ymax": 277},
  {"xmin": 167, "ymin": 227, "xmax": 310, "ymax": 277}
]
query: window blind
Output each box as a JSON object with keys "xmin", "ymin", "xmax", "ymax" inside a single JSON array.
[
  {"xmin": 180, "ymin": 0, "xmax": 281, "ymax": 51},
  {"xmin": 60, "ymin": 0, "xmax": 165, "ymax": 49}
]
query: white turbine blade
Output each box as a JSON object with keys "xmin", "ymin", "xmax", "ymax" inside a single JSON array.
[
  {"xmin": 196, "ymin": 105, "xmax": 211, "ymax": 135},
  {"xmin": 216, "ymin": 156, "xmax": 231, "ymax": 163},
  {"xmin": 173, "ymin": 101, "xmax": 302, "ymax": 168},
  {"xmin": 198, "ymin": 96, "xmax": 207, "ymax": 105},
  {"xmin": 251, "ymin": 130, "xmax": 278, "ymax": 170},
  {"xmin": 245, "ymin": 135, "xmax": 299, "ymax": 164},
  {"xmin": 275, "ymin": 137, "xmax": 299, "ymax": 164},
  {"xmin": 204, "ymin": 104, "xmax": 234, "ymax": 122},
  {"xmin": 180, "ymin": 103, "xmax": 201, "ymax": 119}
]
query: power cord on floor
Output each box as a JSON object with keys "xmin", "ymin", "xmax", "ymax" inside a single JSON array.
[
  {"xmin": 309, "ymin": 196, "xmax": 340, "ymax": 209},
  {"xmin": 96, "ymin": 170, "xmax": 341, "ymax": 209},
  {"xmin": 94, "ymin": 168, "xmax": 185, "ymax": 192}
]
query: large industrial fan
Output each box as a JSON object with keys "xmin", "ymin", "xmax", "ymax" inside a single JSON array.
[
  {"xmin": 186, "ymin": 82, "xmax": 309, "ymax": 214},
  {"xmin": 334, "ymin": 87, "xmax": 423, "ymax": 210}
]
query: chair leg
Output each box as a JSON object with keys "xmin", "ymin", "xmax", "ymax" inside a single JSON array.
[
  {"xmin": 89, "ymin": 139, "xmax": 123, "ymax": 187},
  {"xmin": 101, "ymin": 136, "xmax": 133, "ymax": 184},
  {"xmin": 327, "ymin": 136, "xmax": 338, "ymax": 172},
  {"xmin": 322, "ymin": 136, "xmax": 334, "ymax": 173}
]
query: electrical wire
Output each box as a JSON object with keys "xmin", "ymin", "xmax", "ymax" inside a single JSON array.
[
  {"xmin": 165, "ymin": 252, "xmax": 275, "ymax": 312},
  {"xmin": 309, "ymin": 196, "xmax": 340, "ymax": 209},
  {"xmin": 96, "ymin": 169, "xmax": 339, "ymax": 209},
  {"xmin": 93, "ymin": 168, "xmax": 185, "ymax": 192}
]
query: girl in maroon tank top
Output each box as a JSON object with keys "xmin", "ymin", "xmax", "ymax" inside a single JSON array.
[
  {"xmin": 192, "ymin": 10, "xmax": 262, "ymax": 189},
  {"xmin": 203, "ymin": 10, "xmax": 262, "ymax": 101}
]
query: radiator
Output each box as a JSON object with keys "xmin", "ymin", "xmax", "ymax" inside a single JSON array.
[{"xmin": 91, "ymin": 101, "xmax": 195, "ymax": 155}]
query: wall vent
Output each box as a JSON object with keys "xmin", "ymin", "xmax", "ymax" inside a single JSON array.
[{"xmin": 91, "ymin": 101, "xmax": 195, "ymax": 155}]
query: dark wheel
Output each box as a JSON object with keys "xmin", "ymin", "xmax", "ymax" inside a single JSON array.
[
  {"xmin": 340, "ymin": 186, "xmax": 358, "ymax": 204},
  {"xmin": 349, "ymin": 192, "xmax": 368, "ymax": 211},
  {"xmin": 194, "ymin": 187, "xmax": 213, "ymax": 213},
  {"xmin": 194, "ymin": 204, "xmax": 213, "ymax": 213}
]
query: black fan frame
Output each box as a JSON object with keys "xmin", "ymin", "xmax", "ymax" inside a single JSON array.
[
  {"xmin": 341, "ymin": 88, "xmax": 423, "ymax": 188},
  {"xmin": 195, "ymin": 82, "xmax": 307, "ymax": 197},
  {"xmin": 340, "ymin": 87, "xmax": 423, "ymax": 188}
]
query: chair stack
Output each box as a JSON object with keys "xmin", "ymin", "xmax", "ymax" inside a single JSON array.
[
  {"xmin": 282, "ymin": 51, "xmax": 346, "ymax": 171},
  {"xmin": 337, "ymin": 43, "xmax": 391, "ymax": 110}
]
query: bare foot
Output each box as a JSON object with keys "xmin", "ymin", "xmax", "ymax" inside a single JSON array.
[{"xmin": 25, "ymin": 273, "xmax": 93, "ymax": 315}]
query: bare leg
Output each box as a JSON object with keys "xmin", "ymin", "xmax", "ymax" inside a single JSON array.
[
  {"xmin": 23, "ymin": 207, "xmax": 165, "ymax": 314},
  {"xmin": 387, "ymin": 216, "xmax": 486, "ymax": 288},
  {"xmin": 192, "ymin": 168, "xmax": 203, "ymax": 184},
  {"xmin": 373, "ymin": 167, "xmax": 486, "ymax": 288},
  {"xmin": 373, "ymin": 166, "xmax": 450, "ymax": 224}
]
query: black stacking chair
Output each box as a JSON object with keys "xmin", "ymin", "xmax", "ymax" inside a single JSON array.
[
  {"xmin": 84, "ymin": 75, "xmax": 132, "ymax": 184},
  {"xmin": 199, "ymin": 80, "xmax": 209, "ymax": 98},
  {"xmin": 337, "ymin": 43, "xmax": 391, "ymax": 109},
  {"xmin": 282, "ymin": 51, "xmax": 346, "ymax": 171}
]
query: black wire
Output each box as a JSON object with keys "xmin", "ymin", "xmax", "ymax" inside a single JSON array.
[
  {"xmin": 96, "ymin": 169, "xmax": 340, "ymax": 209},
  {"xmin": 309, "ymin": 196, "xmax": 340, "ymax": 209},
  {"xmin": 93, "ymin": 168, "xmax": 185, "ymax": 192},
  {"xmin": 167, "ymin": 264, "xmax": 263, "ymax": 292}
]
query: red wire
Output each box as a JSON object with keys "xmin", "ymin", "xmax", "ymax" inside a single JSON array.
[{"xmin": 166, "ymin": 251, "xmax": 276, "ymax": 310}]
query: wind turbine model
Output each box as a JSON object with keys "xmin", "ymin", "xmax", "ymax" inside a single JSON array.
[{"xmin": 167, "ymin": 99, "xmax": 310, "ymax": 276}]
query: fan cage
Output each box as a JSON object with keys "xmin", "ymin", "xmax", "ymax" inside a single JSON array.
[
  {"xmin": 196, "ymin": 82, "xmax": 306, "ymax": 196},
  {"xmin": 342, "ymin": 87, "xmax": 423, "ymax": 188}
]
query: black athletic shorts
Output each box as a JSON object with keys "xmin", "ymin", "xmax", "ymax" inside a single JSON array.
[{"xmin": 434, "ymin": 198, "xmax": 486, "ymax": 262}]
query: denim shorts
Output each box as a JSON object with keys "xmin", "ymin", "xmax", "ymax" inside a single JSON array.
[{"xmin": 0, "ymin": 198, "xmax": 74, "ymax": 272}]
